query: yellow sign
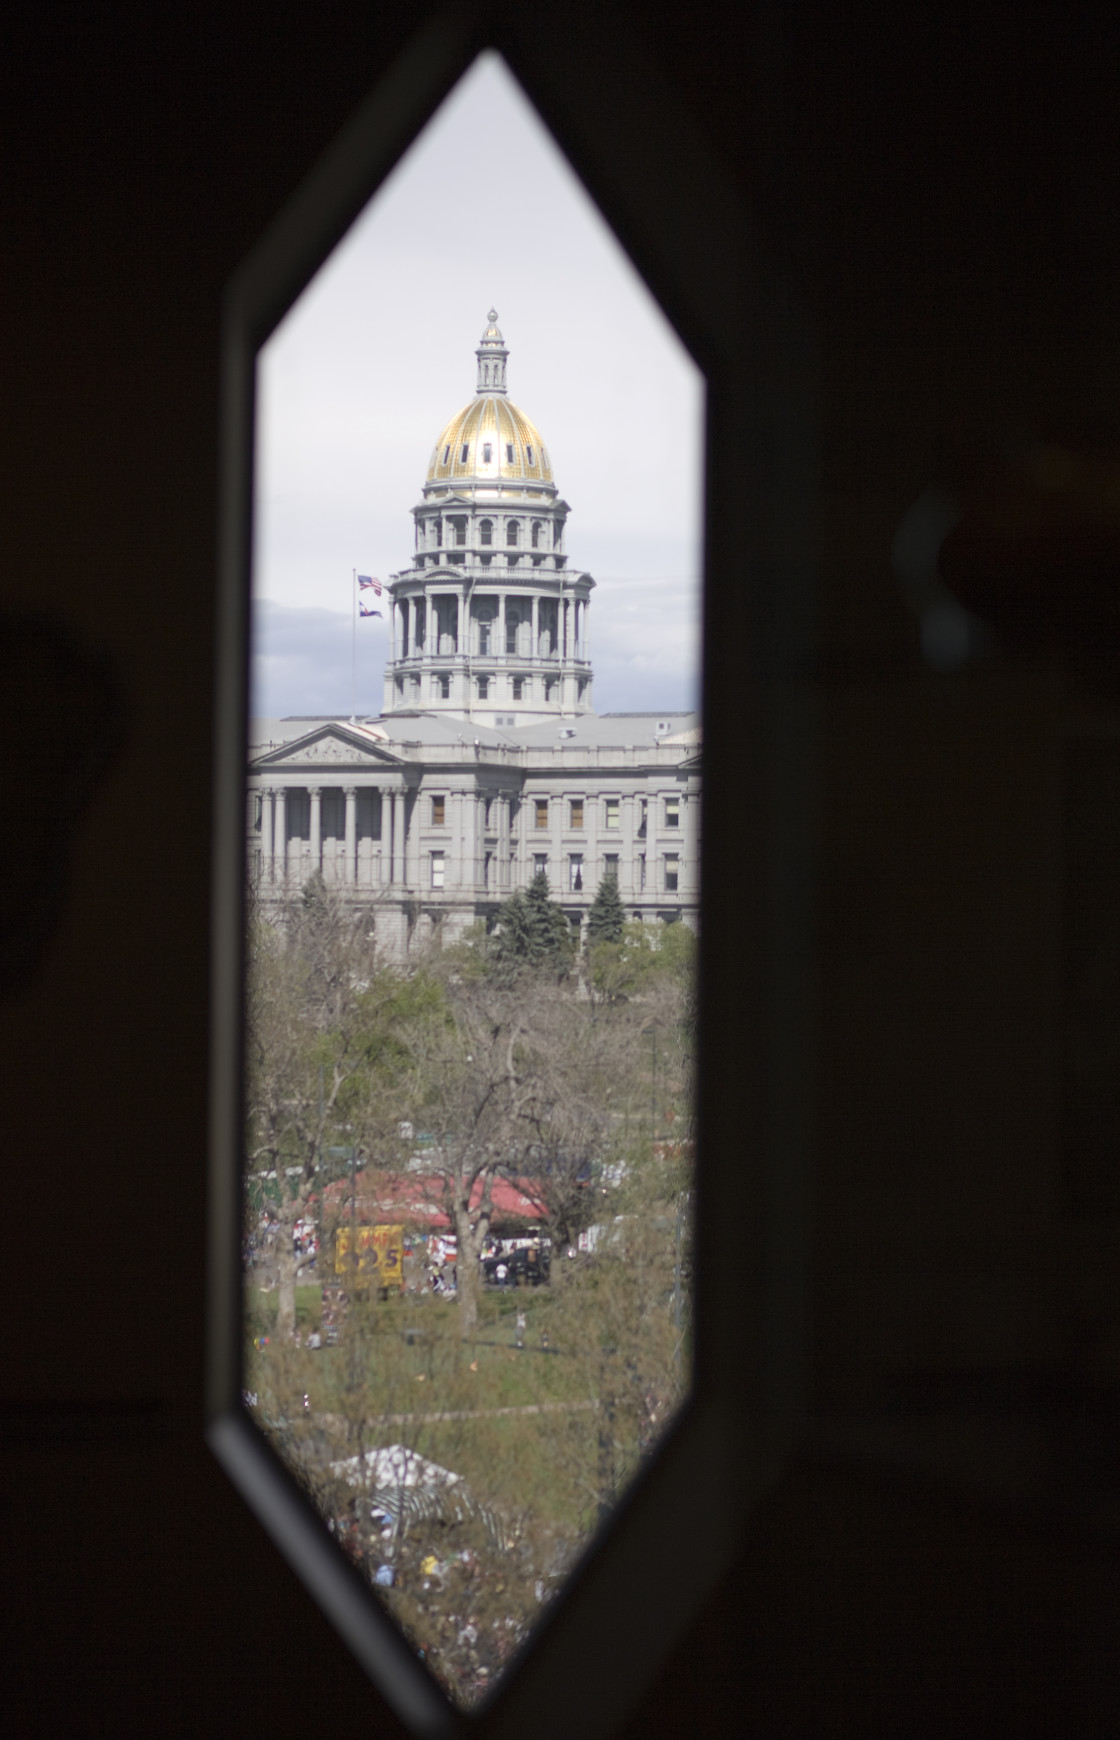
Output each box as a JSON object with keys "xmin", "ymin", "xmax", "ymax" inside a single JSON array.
[{"xmin": 334, "ymin": 1223, "xmax": 404, "ymax": 1290}]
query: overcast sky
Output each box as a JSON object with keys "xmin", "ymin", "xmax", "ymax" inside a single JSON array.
[{"xmin": 251, "ymin": 51, "xmax": 704, "ymax": 721}]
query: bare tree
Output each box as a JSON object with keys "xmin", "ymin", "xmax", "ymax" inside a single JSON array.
[{"xmin": 244, "ymin": 877, "xmax": 419, "ymax": 1340}]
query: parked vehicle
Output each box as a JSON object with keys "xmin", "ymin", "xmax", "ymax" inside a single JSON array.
[{"xmin": 481, "ymin": 1244, "xmax": 549, "ymax": 1288}]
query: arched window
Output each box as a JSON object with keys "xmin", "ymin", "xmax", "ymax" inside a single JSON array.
[
  {"xmin": 506, "ymin": 519, "xmax": 519, "ymax": 547},
  {"xmin": 479, "ymin": 518, "xmax": 493, "ymax": 545},
  {"xmin": 531, "ymin": 520, "xmax": 542, "ymax": 548}
]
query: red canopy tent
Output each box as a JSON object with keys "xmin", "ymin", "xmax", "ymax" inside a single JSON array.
[{"xmin": 321, "ymin": 1169, "xmax": 546, "ymax": 1232}]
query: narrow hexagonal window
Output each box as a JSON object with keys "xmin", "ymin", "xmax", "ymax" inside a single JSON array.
[{"xmin": 211, "ymin": 34, "xmax": 737, "ymax": 1734}]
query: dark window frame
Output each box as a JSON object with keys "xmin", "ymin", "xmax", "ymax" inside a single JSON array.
[{"xmin": 210, "ymin": 15, "xmax": 816, "ymax": 1740}]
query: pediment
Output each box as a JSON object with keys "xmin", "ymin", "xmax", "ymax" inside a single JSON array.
[{"xmin": 251, "ymin": 723, "xmax": 402, "ymax": 772}]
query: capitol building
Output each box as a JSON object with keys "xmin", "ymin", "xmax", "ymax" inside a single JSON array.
[{"xmin": 248, "ymin": 313, "xmax": 700, "ymax": 955}]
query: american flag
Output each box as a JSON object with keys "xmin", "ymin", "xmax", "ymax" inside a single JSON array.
[{"xmin": 357, "ymin": 575, "xmax": 382, "ymax": 617}]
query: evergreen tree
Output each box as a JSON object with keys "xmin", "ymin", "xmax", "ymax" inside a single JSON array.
[
  {"xmin": 586, "ymin": 869, "xmax": 624, "ymax": 946},
  {"xmin": 525, "ymin": 868, "xmax": 575, "ymax": 973},
  {"xmin": 491, "ymin": 889, "xmax": 534, "ymax": 972},
  {"xmin": 491, "ymin": 871, "xmax": 575, "ymax": 976}
]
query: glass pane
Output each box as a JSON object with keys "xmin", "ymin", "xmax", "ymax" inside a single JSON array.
[{"xmin": 243, "ymin": 50, "xmax": 703, "ymax": 1713}]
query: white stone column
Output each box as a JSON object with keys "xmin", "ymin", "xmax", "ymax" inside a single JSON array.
[
  {"xmin": 586, "ymin": 784, "xmax": 599, "ymax": 892},
  {"xmin": 406, "ymin": 789, "xmax": 421, "ymax": 888},
  {"xmin": 682, "ymin": 788, "xmax": 700, "ymax": 894},
  {"xmin": 531, "ymin": 595, "xmax": 540, "ymax": 658},
  {"xmin": 344, "ymin": 786, "xmax": 357, "ymax": 885},
  {"xmin": 309, "ymin": 786, "xmax": 321, "ymax": 871},
  {"xmin": 274, "ymin": 788, "xmax": 287, "ymax": 885},
  {"xmin": 373, "ymin": 789, "xmax": 388, "ymax": 887},
  {"xmin": 450, "ymin": 791, "xmax": 463, "ymax": 890},
  {"xmin": 391, "ymin": 790, "xmax": 405, "ymax": 885},
  {"xmin": 502, "ymin": 794, "xmax": 512, "ymax": 889},
  {"xmin": 620, "ymin": 793, "xmax": 634, "ymax": 897},
  {"xmin": 261, "ymin": 788, "xmax": 275, "ymax": 882}
]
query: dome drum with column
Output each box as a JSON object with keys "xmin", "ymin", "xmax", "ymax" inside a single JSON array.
[{"xmin": 383, "ymin": 313, "xmax": 595, "ymax": 725}]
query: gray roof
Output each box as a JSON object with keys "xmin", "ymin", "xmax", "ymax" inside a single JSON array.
[{"xmin": 249, "ymin": 709, "xmax": 701, "ymax": 759}]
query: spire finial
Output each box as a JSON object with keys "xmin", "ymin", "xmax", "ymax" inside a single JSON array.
[{"xmin": 476, "ymin": 311, "xmax": 509, "ymax": 395}]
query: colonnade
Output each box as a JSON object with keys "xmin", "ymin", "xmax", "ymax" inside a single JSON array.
[
  {"xmin": 253, "ymin": 783, "xmax": 408, "ymax": 887},
  {"xmin": 250, "ymin": 779, "xmax": 699, "ymax": 905},
  {"xmin": 390, "ymin": 590, "xmax": 589, "ymax": 663}
]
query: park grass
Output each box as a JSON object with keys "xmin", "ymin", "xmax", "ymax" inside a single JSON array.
[
  {"xmin": 244, "ymin": 1283, "xmax": 604, "ymax": 1534},
  {"xmin": 243, "ymin": 1254, "xmax": 677, "ymax": 1549}
]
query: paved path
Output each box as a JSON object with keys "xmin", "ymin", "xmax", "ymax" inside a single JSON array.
[{"xmin": 317, "ymin": 1399, "xmax": 597, "ymax": 1433}]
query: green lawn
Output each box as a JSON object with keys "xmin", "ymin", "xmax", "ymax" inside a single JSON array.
[{"xmin": 244, "ymin": 1260, "xmax": 682, "ymax": 1545}]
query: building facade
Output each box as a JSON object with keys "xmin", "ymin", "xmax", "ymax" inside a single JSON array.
[{"xmin": 248, "ymin": 314, "xmax": 700, "ymax": 955}]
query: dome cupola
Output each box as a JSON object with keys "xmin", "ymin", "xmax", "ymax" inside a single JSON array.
[
  {"xmin": 385, "ymin": 314, "xmax": 595, "ymax": 726},
  {"xmin": 426, "ymin": 310, "xmax": 554, "ymax": 488}
]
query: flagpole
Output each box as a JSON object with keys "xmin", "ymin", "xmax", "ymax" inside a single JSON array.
[{"xmin": 351, "ymin": 567, "xmax": 356, "ymax": 723}]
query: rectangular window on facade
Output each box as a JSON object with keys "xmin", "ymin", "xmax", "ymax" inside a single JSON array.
[
  {"xmin": 664, "ymin": 853, "xmax": 679, "ymax": 892},
  {"xmin": 533, "ymin": 853, "xmax": 548, "ymax": 875},
  {"xmin": 665, "ymin": 797, "xmax": 680, "ymax": 828},
  {"xmin": 639, "ymin": 853, "xmax": 647, "ymax": 891},
  {"xmin": 604, "ymin": 798, "xmax": 620, "ymax": 829},
  {"xmin": 569, "ymin": 854, "xmax": 584, "ymax": 891},
  {"xmin": 603, "ymin": 853, "xmax": 619, "ymax": 877},
  {"xmin": 484, "ymin": 851, "xmax": 492, "ymax": 889},
  {"xmin": 535, "ymin": 800, "xmax": 549, "ymax": 829},
  {"xmin": 431, "ymin": 796, "xmax": 445, "ymax": 826},
  {"xmin": 482, "ymin": 443, "xmax": 492, "ymax": 462},
  {"xmin": 484, "ymin": 797, "xmax": 493, "ymax": 828},
  {"xmin": 506, "ymin": 443, "xmax": 514, "ymax": 463},
  {"xmin": 638, "ymin": 799, "xmax": 647, "ymax": 836},
  {"xmin": 478, "ymin": 676, "xmax": 490, "ymax": 699},
  {"xmin": 431, "ymin": 851, "xmax": 445, "ymax": 889},
  {"xmin": 512, "ymin": 677, "xmax": 523, "ymax": 700},
  {"xmin": 570, "ymin": 799, "xmax": 584, "ymax": 829}
]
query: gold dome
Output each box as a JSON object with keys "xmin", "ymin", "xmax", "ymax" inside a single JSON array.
[{"xmin": 426, "ymin": 395, "xmax": 554, "ymax": 486}]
